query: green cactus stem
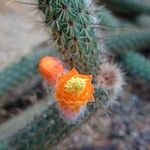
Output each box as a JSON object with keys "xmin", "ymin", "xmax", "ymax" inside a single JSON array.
[
  {"xmin": 135, "ymin": 14, "xmax": 150, "ymax": 29},
  {"xmin": 121, "ymin": 51, "xmax": 150, "ymax": 81},
  {"xmin": 38, "ymin": 0, "xmax": 101, "ymax": 75},
  {"xmin": 0, "ymin": 143, "xmax": 7, "ymax": 150},
  {"xmin": 0, "ymin": 49, "xmax": 57, "ymax": 98},
  {"xmin": 105, "ymin": 31, "xmax": 150, "ymax": 54},
  {"xmin": 96, "ymin": 0, "xmax": 150, "ymax": 15},
  {"xmin": 0, "ymin": 1, "xmax": 109, "ymax": 148},
  {"xmin": 1, "ymin": 89, "xmax": 107, "ymax": 149},
  {"xmin": 95, "ymin": 7, "xmax": 136, "ymax": 30},
  {"xmin": 95, "ymin": 7, "xmax": 120, "ymax": 28},
  {"xmin": 95, "ymin": 9, "xmax": 150, "ymax": 81}
]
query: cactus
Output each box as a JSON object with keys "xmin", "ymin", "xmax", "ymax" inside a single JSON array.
[
  {"xmin": 3, "ymin": 1, "xmax": 149, "ymax": 149},
  {"xmin": 135, "ymin": 14, "xmax": 150, "ymax": 28},
  {"xmin": 38, "ymin": 0, "xmax": 101, "ymax": 75},
  {"xmin": 95, "ymin": 7, "xmax": 136, "ymax": 30},
  {"xmin": 121, "ymin": 51, "xmax": 150, "ymax": 81},
  {"xmin": 105, "ymin": 31, "xmax": 150, "ymax": 54},
  {"xmin": 0, "ymin": 49, "xmax": 57, "ymax": 97},
  {"xmin": 95, "ymin": 8, "xmax": 150, "ymax": 81},
  {"xmin": 96, "ymin": 0, "xmax": 150, "ymax": 15},
  {"xmin": 7, "ymin": 104, "xmax": 86, "ymax": 149},
  {"xmin": 0, "ymin": 1, "xmax": 112, "ymax": 149},
  {"xmin": 1, "ymin": 32, "xmax": 149, "ymax": 101},
  {"xmin": 2, "ymin": 90, "xmax": 108, "ymax": 149},
  {"xmin": 95, "ymin": 8, "xmax": 120, "ymax": 28},
  {"xmin": 0, "ymin": 143, "xmax": 7, "ymax": 150},
  {"xmin": 96, "ymin": 10, "xmax": 150, "ymax": 81},
  {"xmin": 95, "ymin": 9, "xmax": 150, "ymax": 53}
]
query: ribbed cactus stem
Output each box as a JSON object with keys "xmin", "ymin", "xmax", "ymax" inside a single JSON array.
[
  {"xmin": 0, "ymin": 1, "xmax": 110, "ymax": 149},
  {"xmin": 121, "ymin": 51, "xmax": 150, "ymax": 81},
  {"xmin": 0, "ymin": 143, "xmax": 7, "ymax": 150},
  {"xmin": 95, "ymin": 8, "xmax": 120, "ymax": 28},
  {"xmin": 95, "ymin": 6, "xmax": 149, "ymax": 52},
  {"xmin": 135, "ymin": 14, "xmax": 150, "ymax": 29},
  {"xmin": 95, "ymin": 9, "xmax": 150, "ymax": 81},
  {"xmin": 105, "ymin": 31, "xmax": 150, "ymax": 54},
  {"xmin": 5, "ymin": 91, "xmax": 108, "ymax": 149},
  {"xmin": 96, "ymin": 0, "xmax": 150, "ymax": 15},
  {"xmin": 38, "ymin": 0, "xmax": 101, "ymax": 75},
  {"xmin": 95, "ymin": 7, "xmax": 136, "ymax": 29},
  {"xmin": 0, "ymin": 50, "xmax": 57, "ymax": 97}
]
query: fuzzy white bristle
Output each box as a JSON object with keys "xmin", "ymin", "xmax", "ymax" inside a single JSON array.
[
  {"xmin": 58, "ymin": 106, "xmax": 87, "ymax": 124},
  {"xmin": 96, "ymin": 63, "xmax": 124, "ymax": 93}
]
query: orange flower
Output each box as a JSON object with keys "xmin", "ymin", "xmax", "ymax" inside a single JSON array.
[
  {"xmin": 38, "ymin": 56, "xmax": 66, "ymax": 86},
  {"xmin": 55, "ymin": 68, "xmax": 95, "ymax": 114}
]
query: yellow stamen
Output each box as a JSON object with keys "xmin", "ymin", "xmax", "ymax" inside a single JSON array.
[{"xmin": 65, "ymin": 77, "xmax": 86, "ymax": 93}]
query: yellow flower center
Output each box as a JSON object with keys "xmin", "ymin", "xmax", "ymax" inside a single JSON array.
[{"xmin": 64, "ymin": 77, "xmax": 86, "ymax": 93}]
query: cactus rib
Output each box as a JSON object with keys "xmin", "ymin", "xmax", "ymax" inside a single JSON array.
[
  {"xmin": 96, "ymin": 0, "xmax": 150, "ymax": 15},
  {"xmin": 121, "ymin": 51, "xmax": 150, "ymax": 81},
  {"xmin": 38, "ymin": 0, "xmax": 101, "ymax": 74},
  {"xmin": 95, "ymin": 7, "xmax": 136, "ymax": 29},
  {"xmin": 0, "ymin": 1, "xmax": 111, "ymax": 148},
  {"xmin": 105, "ymin": 31, "xmax": 150, "ymax": 54},
  {"xmin": 0, "ymin": 50, "xmax": 57, "ymax": 97},
  {"xmin": 5, "ymin": 89, "xmax": 107, "ymax": 149}
]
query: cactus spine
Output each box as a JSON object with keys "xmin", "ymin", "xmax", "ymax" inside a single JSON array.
[
  {"xmin": 2, "ymin": 1, "xmax": 111, "ymax": 149},
  {"xmin": 38, "ymin": 0, "xmax": 101, "ymax": 75}
]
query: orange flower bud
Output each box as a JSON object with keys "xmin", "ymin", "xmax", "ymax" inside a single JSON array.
[{"xmin": 38, "ymin": 56, "xmax": 66, "ymax": 86}]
